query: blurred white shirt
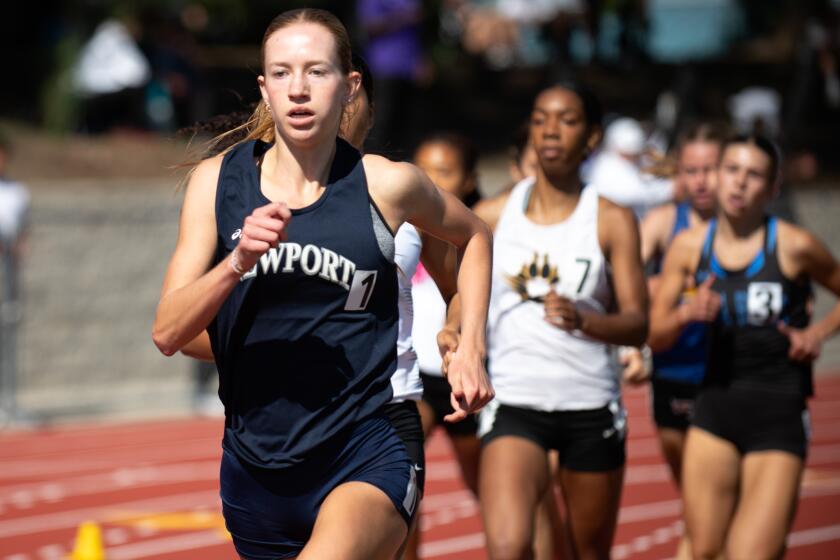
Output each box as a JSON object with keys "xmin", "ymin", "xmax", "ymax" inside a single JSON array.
[
  {"xmin": 496, "ymin": 0, "xmax": 583, "ymax": 23},
  {"xmin": 587, "ymin": 152, "xmax": 673, "ymax": 220},
  {"xmin": 0, "ymin": 178, "xmax": 29, "ymax": 243},
  {"xmin": 74, "ymin": 20, "xmax": 150, "ymax": 96}
]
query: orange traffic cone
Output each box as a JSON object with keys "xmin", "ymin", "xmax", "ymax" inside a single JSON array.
[{"xmin": 68, "ymin": 521, "xmax": 106, "ymax": 560}]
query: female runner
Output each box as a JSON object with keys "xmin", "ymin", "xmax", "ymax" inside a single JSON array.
[
  {"xmin": 635, "ymin": 122, "xmax": 725, "ymax": 558},
  {"xmin": 640, "ymin": 123, "xmax": 724, "ymax": 473},
  {"xmin": 650, "ymin": 134, "xmax": 840, "ymax": 559},
  {"xmin": 152, "ymin": 9, "xmax": 492, "ymax": 559},
  {"xmin": 473, "ymin": 82, "xmax": 648, "ymax": 560}
]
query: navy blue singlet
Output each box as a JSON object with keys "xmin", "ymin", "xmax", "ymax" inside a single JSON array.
[
  {"xmin": 208, "ymin": 138, "xmax": 399, "ymax": 469},
  {"xmin": 653, "ymin": 203, "xmax": 708, "ymax": 384},
  {"xmin": 699, "ymin": 216, "xmax": 813, "ymax": 397}
]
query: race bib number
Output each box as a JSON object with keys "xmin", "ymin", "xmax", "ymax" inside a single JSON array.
[
  {"xmin": 344, "ymin": 270, "xmax": 378, "ymax": 311},
  {"xmin": 747, "ymin": 282, "xmax": 783, "ymax": 325}
]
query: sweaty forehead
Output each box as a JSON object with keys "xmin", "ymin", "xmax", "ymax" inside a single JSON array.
[
  {"xmin": 418, "ymin": 142, "xmax": 460, "ymax": 163},
  {"xmin": 723, "ymin": 143, "xmax": 771, "ymax": 170},
  {"xmin": 681, "ymin": 142, "xmax": 720, "ymax": 162},
  {"xmin": 264, "ymin": 22, "xmax": 337, "ymax": 65},
  {"xmin": 534, "ymin": 88, "xmax": 584, "ymax": 114}
]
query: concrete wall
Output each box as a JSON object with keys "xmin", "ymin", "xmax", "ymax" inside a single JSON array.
[{"xmin": 12, "ymin": 180, "xmax": 196, "ymax": 422}]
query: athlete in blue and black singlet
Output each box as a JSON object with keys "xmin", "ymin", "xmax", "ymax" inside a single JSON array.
[
  {"xmin": 650, "ymin": 134, "xmax": 840, "ymax": 559},
  {"xmin": 209, "ymin": 138, "xmax": 417, "ymax": 557},
  {"xmin": 651, "ymin": 202, "xmax": 708, "ymax": 430},
  {"xmin": 692, "ymin": 215, "xmax": 813, "ymax": 458}
]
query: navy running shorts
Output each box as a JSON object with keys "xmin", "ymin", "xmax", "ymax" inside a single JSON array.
[
  {"xmin": 383, "ymin": 400, "xmax": 426, "ymax": 495},
  {"xmin": 220, "ymin": 415, "xmax": 418, "ymax": 559}
]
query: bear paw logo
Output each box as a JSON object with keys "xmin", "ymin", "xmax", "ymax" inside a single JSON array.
[{"xmin": 506, "ymin": 252, "xmax": 559, "ymax": 302}]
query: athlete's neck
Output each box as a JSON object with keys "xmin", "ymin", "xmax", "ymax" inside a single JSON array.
[
  {"xmin": 529, "ymin": 171, "xmax": 582, "ymax": 223},
  {"xmin": 263, "ymin": 134, "xmax": 337, "ymax": 194},
  {"xmin": 690, "ymin": 205, "xmax": 715, "ymax": 224},
  {"xmin": 718, "ymin": 210, "xmax": 765, "ymax": 241}
]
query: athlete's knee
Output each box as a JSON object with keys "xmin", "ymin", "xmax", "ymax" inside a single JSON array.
[
  {"xmin": 485, "ymin": 527, "xmax": 533, "ymax": 560},
  {"xmin": 569, "ymin": 535, "xmax": 613, "ymax": 560},
  {"xmin": 726, "ymin": 534, "xmax": 786, "ymax": 560},
  {"xmin": 690, "ymin": 537, "xmax": 724, "ymax": 560}
]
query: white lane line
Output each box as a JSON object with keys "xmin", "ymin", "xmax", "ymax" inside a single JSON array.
[
  {"xmin": 0, "ymin": 441, "xmax": 219, "ymax": 480},
  {"xmin": 788, "ymin": 523, "xmax": 840, "ymax": 548},
  {"xmin": 14, "ymin": 492, "xmax": 840, "ymax": 559},
  {"xmin": 418, "ymin": 520, "xmax": 840, "ymax": 559},
  {"xmin": 0, "ymin": 461, "xmax": 218, "ymax": 510},
  {"xmin": 35, "ymin": 545, "xmax": 63, "ymax": 559},
  {"xmin": 425, "ymin": 461, "xmax": 461, "ymax": 482},
  {"xmin": 624, "ymin": 464, "xmax": 672, "ymax": 484},
  {"xmin": 1, "ymin": 433, "xmax": 220, "ymax": 465},
  {"xmin": 105, "ymin": 527, "xmax": 131, "ymax": 546},
  {"xmin": 421, "ymin": 489, "xmax": 474, "ymax": 510},
  {"xmin": 0, "ymin": 490, "xmax": 220, "ymax": 538},
  {"xmin": 419, "ymin": 532, "xmax": 485, "ymax": 558},
  {"xmin": 611, "ymin": 520, "xmax": 683, "ymax": 559},
  {"xmin": 627, "ymin": 437, "xmax": 662, "ymax": 459},
  {"xmin": 425, "ymin": 458, "xmax": 674, "ymax": 486},
  {"xmin": 808, "ymin": 444, "xmax": 840, "ymax": 466},
  {"xmin": 106, "ymin": 529, "xmax": 229, "ymax": 560},
  {"xmin": 618, "ymin": 499, "xmax": 681, "ymax": 524},
  {"xmin": 20, "ymin": 530, "xmax": 233, "ymax": 560}
]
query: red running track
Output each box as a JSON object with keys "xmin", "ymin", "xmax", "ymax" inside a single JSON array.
[{"xmin": 1, "ymin": 376, "xmax": 840, "ymax": 559}]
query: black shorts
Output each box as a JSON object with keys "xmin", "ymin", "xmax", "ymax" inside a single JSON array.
[
  {"xmin": 692, "ymin": 385, "xmax": 809, "ymax": 459},
  {"xmin": 383, "ymin": 401, "xmax": 426, "ymax": 495},
  {"xmin": 479, "ymin": 401, "xmax": 626, "ymax": 472},
  {"xmin": 651, "ymin": 376, "xmax": 700, "ymax": 431},
  {"xmin": 420, "ymin": 372, "xmax": 479, "ymax": 437}
]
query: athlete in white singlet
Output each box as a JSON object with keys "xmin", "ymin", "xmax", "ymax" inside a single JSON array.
[{"xmin": 470, "ymin": 82, "xmax": 648, "ymax": 560}]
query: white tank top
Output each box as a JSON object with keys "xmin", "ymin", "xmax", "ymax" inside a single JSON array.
[
  {"xmin": 488, "ymin": 178, "xmax": 620, "ymax": 411},
  {"xmin": 390, "ymin": 223, "xmax": 424, "ymax": 402},
  {"xmin": 411, "ymin": 259, "xmax": 447, "ymax": 377}
]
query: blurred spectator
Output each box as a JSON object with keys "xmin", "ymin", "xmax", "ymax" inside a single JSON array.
[
  {"xmin": 0, "ymin": 134, "xmax": 29, "ymax": 290},
  {"xmin": 587, "ymin": 117, "xmax": 674, "ymax": 219},
  {"xmin": 73, "ymin": 18, "xmax": 151, "ymax": 133},
  {"xmin": 443, "ymin": 0, "xmax": 597, "ymax": 70},
  {"xmin": 357, "ymin": 0, "xmax": 428, "ymax": 155},
  {"xmin": 0, "ymin": 133, "xmax": 30, "ymax": 420},
  {"xmin": 139, "ymin": 9, "xmax": 211, "ymax": 132},
  {"xmin": 783, "ymin": 1, "xmax": 840, "ymax": 181},
  {"xmin": 728, "ymin": 86, "xmax": 783, "ymax": 138}
]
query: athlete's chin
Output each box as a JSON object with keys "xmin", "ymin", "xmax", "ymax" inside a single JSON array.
[
  {"xmin": 690, "ymin": 192, "xmax": 714, "ymax": 208},
  {"xmin": 541, "ymin": 161, "xmax": 578, "ymax": 178},
  {"xmin": 721, "ymin": 205, "xmax": 749, "ymax": 220},
  {"xmin": 693, "ymin": 198, "xmax": 715, "ymax": 212},
  {"xmin": 282, "ymin": 126, "xmax": 324, "ymax": 147}
]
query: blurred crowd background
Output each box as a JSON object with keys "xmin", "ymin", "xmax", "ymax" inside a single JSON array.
[
  {"xmin": 5, "ymin": 0, "xmax": 840, "ymax": 167},
  {"xmin": 2, "ymin": 0, "xmax": 840, "ymax": 425}
]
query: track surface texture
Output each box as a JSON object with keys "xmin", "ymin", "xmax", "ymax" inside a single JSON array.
[{"xmin": 2, "ymin": 375, "xmax": 840, "ymax": 559}]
